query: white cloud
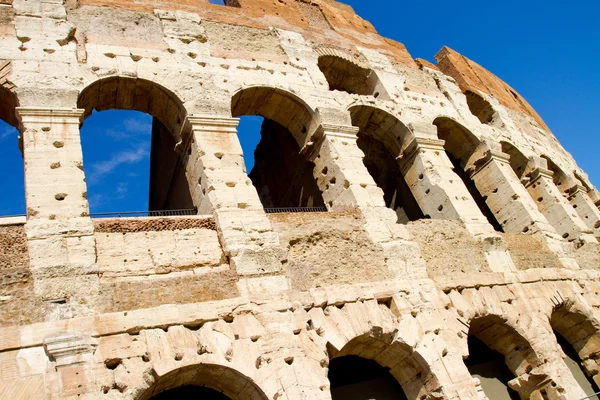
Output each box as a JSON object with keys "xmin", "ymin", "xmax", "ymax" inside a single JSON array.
[
  {"xmin": 89, "ymin": 145, "xmax": 148, "ymax": 183},
  {"xmin": 123, "ymin": 116, "xmax": 152, "ymax": 134},
  {"xmin": 0, "ymin": 126, "xmax": 15, "ymax": 142}
]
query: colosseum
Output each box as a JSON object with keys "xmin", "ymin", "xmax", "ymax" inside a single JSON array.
[{"xmin": 0, "ymin": 0, "xmax": 600, "ymax": 399}]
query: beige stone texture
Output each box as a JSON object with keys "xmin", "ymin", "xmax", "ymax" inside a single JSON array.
[{"xmin": 0, "ymin": 0, "xmax": 598, "ymax": 399}]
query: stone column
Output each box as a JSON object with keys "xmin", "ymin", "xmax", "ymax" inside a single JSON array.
[
  {"xmin": 568, "ymin": 184, "xmax": 600, "ymax": 241},
  {"xmin": 399, "ymin": 138, "xmax": 515, "ymax": 272},
  {"xmin": 467, "ymin": 151, "xmax": 583, "ymax": 269},
  {"xmin": 525, "ymin": 167, "xmax": 596, "ymax": 244},
  {"xmin": 468, "ymin": 150, "xmax": 558, "ymax": 236},
  {"xmin": 307, "ymin": 123, "xmax": 386, "ymax": 212},
  {"xmin": 307, "ymin": 123, "xmax": 429, "ymax": 279},
  {"xmin": 17, "ymin": 107, "xmax": 98, "ymax": 319},
  {"xmin": 399, "ymin": 137, "xmax": 495, "ymax": 237},
  {"xmin": 184, "ymin": 115, "xmax": 285, "ymax": 283}
]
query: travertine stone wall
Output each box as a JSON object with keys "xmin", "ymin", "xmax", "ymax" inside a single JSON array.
[{"xmin": 0, "ymin": 0, "xmax": 599, "ymax": 399}]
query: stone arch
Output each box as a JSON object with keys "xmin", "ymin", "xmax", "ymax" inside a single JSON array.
[
  {"xmin": 550, "ymin": 299, "xmax": 600, "ymax": 392},
  {"xmin": 465, "ymin": 313, "xmax": 546, "ymax": 398},
  {"xmin": 328, "ymin": 332, "xmax": 442, "ymax": 399},
  {"xmin": 501, "ymin": 141, "xmax": 532, "ymax": 180},
  {"xmin": 316, "ymin": 50, "xmax": 387, "ymax": 99},
  {"xmin": 434, "ymin": 117, "xmax": 484, "ymax": 172},
  {"xmin": 465, "ymin": 90, "xmax": 496, "ymax": 125},
  {"xmin": 434, "ymin": 117, "xmax": 503, "ymax": 231},
  {"xmin": 349, "ymin": 104, "xmax": 423, "ymax": 222},
  {"xmin": 77, "ymin": 76, "xmax": 193, "ymax": 212},
  {"xmin": 137, "ymin": 363, "xmax": 269, "ymax": 400},
  {"xmin": 231, "ymin": 85, "xmax": 318, "ymax": 148},
  {"xmin": 541, "ymin": 155, "xmax": 575, "ymax": 193},
  {"xmin": 231, "ymin": 86, "xmax": 325, "ymax": 209},
  {"xmin": 78, "ymin": 76, "xmax": 187, "ymax": 141}
]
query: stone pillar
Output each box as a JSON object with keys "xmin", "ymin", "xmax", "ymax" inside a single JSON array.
[
  {"xmin": 398, "ymin": 137, "xmax": 495, "ymax": 237},
  {"xmin": 307, "ymin": 123, "xmax": 429, "ymax": 279},
  {"xmin": 467, "ymin": 150, "xmax": 583, "ymax": 268},
  {"xmin": 43, "ymin": 332, "xmax": 98, "ymax": 398},
  {"xmin": 306, "ymin": 123, "xmax": 384, "ymax": 212},
  {"xmin": 398, "ymin": 138, "xmax": 516, "ymax": 272},
  {"xmin": 17, "ymin": 107, "xmax": 98, "ymax": 319},
  {"xmin": 526, "ymin": 168, "xmax": 596, "ymax": 244},
  {"xmin": 468, "ymin": 150, "xmax": 557, "ymax": 236},
  {"xmin": 184, "ymin": 115, "xmax": 285, "ymax": 282},
  {"xmin": 568, "ymin": 184, "xmax": 600, "ymax": 240}
]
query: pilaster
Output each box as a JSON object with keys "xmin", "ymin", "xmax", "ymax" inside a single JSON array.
[
  {"xmin": 526, "ymin": 168, "xmax": 596, "ymax": 244},
  {"xmin": 17, "ymin": 107, "xmax": 99, "ymax": 319},
  {"xmin": 568, "ymin": 184, "xmax": 600, "ymax": 241},
  {"xmin": 184, "ymin": 115, "xmax": 286, "ymax": 282}
]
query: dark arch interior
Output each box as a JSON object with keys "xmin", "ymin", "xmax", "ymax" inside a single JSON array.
[
  {"xmin": 465, "ymin": 335, "xmax": 519, "ymax": 400},
  {"xmin": 435, "ymin": 118, "xmax": 503, "ymax": 232},
  {"xmin": 318, "ymin": 56, "xmax": 385, "ymax": 98},
  {"xmin": 246, "ymin": 118, "xmax": 325, "ymax": 208},
  {"xmin": 329, "ymin": 355, "xmax": 408, "ymax": 400},
  {"xmin": 357, "ymin": 134, "xmax": 423, "ymax": 222},
  {"xmin": 554, "ymin": 330, "xmax": 599, "ymax": 396},
  {"xmin": 150, "ymin": 385, "xmax": 231, "ymax": 400},
  {"xmin": 465, "ymin": 90, "xmax": 495, "ymax": 125},
  {"xmin": 447, "ymin": 151, "xmax": 504, "ymax": 232}
]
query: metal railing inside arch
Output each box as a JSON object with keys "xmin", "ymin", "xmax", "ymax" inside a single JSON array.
[{"xmin": 89, "ymin": 209, "xmax": 198, "ymax": 219}]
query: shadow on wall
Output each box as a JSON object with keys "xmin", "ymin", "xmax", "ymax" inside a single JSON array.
[{"xmin": 329, "ymin": 356, "xmax": 408, "ymax": 400}]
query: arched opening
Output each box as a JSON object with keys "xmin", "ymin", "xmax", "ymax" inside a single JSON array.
[
  {"xmin": 318, "ymin": 55, "xmax": 386, "ymax": 98},
  {"xmin": 231, "ymin": 86, "xmax": 325, "ymax": 209},
  {"xmin": 77, "ymin": 77, "xmax": 194, "ymax": 215},
  {"xmin": 466, "ymin": 315, "xmax": 540, "ymax": 399},
  {"xmin": 541, "ymin": 156, "xmax": 572, "ymax": 195},
  {"xmin": 328, "ymin": 334, "xmax": 440, "ymax": 399},
  {"xmin": 0, "ymin": 84, "xmax": 24, "ymax": 217},
  {"xmin": 500, "ymin": 141, "xmax": 531, "ymax": 182},
  {"xmin": 138, "ymin": 363, "xmax": 268, "ymax": 400},
  {"xmin": 465, "ymin": 90, "xmax": 496, "ymax": 125},
  {"xmin": 551, "ymin": 305, "xmax": 600, "ymax": 396},
  {"xmin": 329, "ymin": 356, "xmax": 407, "ymax": 400},
  {"xmin": 350, "ymin": 106, "xmax": 423, "ymax": 222},
  {"xmin": 150, "ymin": 385, "xmax": 230, "ymax": 399},
  {"xmin": 434, "ymin": 117, "xmax": 503, "ymax": 232}
]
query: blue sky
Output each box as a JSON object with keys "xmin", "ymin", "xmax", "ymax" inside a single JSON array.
[{"xmin": 0, "ymin": 1, "xmax": 598, "ymax": 215}]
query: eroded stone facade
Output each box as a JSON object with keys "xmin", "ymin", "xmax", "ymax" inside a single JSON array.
[{"xmin": 1, "ymin": 0, "xmax": 600, "ymax": 399}]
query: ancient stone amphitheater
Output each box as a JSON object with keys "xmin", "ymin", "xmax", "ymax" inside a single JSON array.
[{"xmin": 1, "ymin": 0, "xmax": 600, "ymax": 399}]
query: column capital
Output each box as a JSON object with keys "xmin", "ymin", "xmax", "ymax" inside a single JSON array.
[
  {"xmin": 568, "ymin": 184, "xmax": 588, "ymax": 197},
  {"xmin": 16, "ymin": 107, "xmax": 85, "ymax": 125},
  {"xmin": 397, "ymin": 137, "xmax": 445, "ymax": 170},
  {"xmin": 43, "ymin": 332, "xmax": 97, "ymax": 366},
  {"xmin": 526, "ymin": 167, "xmax": 554, "ymax": 187},
  {"xmin": 469, "ymin": 149, "xmax": 511, "ymax": 178},
  {"xmin": 185, "ymin": 114, "xmax": 240, "ymax": 133},
  {"xmin": 319, "ymin": 123, "xmax": 359, "ymax": 139}
]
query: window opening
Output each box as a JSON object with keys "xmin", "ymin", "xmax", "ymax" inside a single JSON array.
[
  {"xmin": 447, "ymin": 151, "xmax": 504, "ymax": 232},
  {"xmin": 80, "ymin": 110, "xmax": 153, "ymax": 214},
  {"xmin": 329, "ymin": 355, "xmax": 408, "ymax": 400},
  {"xmin": 554, "ymin": 330, "xmax": 599, "ymax": 396},
  {"xmin": 238, "ymin": 115, "xmax": 325, "ymax": 209},
  {"xmin": 318, "ymin": 55, "xmax": 387, "ymax": 98},
  {"xmin": 0, "ymin": 119, "xmax": 25, "ymax": 216},
  {"xmin": 357, "ymin": 134, "xmax": 423, "ymax": 223},
  {"xmin": 465, "ymin": 335, "xmax": 520, "ymax": 400},
  {"xmin": 465, "ymin": 90, "xmax": 495, "ymax": 125}
]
